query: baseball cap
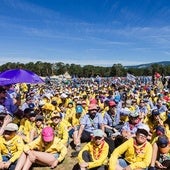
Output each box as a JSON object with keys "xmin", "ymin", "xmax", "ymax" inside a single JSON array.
[
  {"xmin": 157, "ymin": 135, "xmax": 169, "ymax": 148},
  {"xmin": 136, "ymin": 124, "xmax": 150, "ymax": 137},
  {"xmin": 41, "ymin": 127, "xmax": 54, "ymax": 142},
  {"xmin": 129, "ymin": 110, "xmax": 139, "ymax": 117},
  {"xmin": 90, "ymin": 98, "xmax": 97, "ymax": 104},
  {"xmin": 92, "ymin": 129, "xmax": 104, "ymax": 137},
  {"xmin": 156, "ymin": 126, "xmax": 165, "ymax": 135},
  {"xmin": 35, "ymin": 115, "xmax": 44, "ymax": 121},
  {"xmin": 28, "ymin": 103, "xmax": 35, "ymax": 110},
  {"xmin": 152, "ymin": 109, "xmax": 159, "ymax": 115},
  {"xmin": 28, "ymin": 110, "xmax": 36, "ymax": 117},
  {"xmin": 109, "ymin": 101, "xmax": 116, "ymax": 107},
  {"xmin": 4, "ymin": 123, "xmax": 18, "ymax": 131},
  {"xmin": 88, "ymin": 104, "xmax": 98, "ymax": 111},
  {"xmin": 76, "ymin": 105, "xmax": 83, "ymax": 114}
]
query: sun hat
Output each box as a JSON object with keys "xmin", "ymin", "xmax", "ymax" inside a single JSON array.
[
  {"xmin": 88, "ymin": 104, "xmax": 98, "ymax": 111},
  {"xmin": 92, "ymin": 129, "xmax": 104, "ymax": 137},
  {"xmin": 4, "ymin": 123, "xmax": 18, "ymax": 131},
  {"xmin": 42, "ymin": 127, "xmax": 54, "ymax": 142}
]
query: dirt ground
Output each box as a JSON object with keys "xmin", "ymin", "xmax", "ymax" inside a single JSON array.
[{"xmin": 32, "ymin": 145, "xmax": 80, "ymax": 170}]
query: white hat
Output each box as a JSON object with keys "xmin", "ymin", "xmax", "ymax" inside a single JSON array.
[
  {"xmin": 137, "ymin": 124, "xmax": 150, "ymax": 133},
  {"xmin": 93, "ymin": 129, "xmax": 104, "ymax": 137},
  {"xmin": 129, "ymin": 110, "xmax": 139, "ymax": 117},
  {"xmin": 60, "ymin": 93, "xmax": 68, "ymax": 98},
  {"xmin": 4, "ymin": 123, "xmax": 18, "ymax": 131}
]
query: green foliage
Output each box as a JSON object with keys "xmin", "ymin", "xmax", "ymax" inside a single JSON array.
[{"xmin": 0, "ymin": 61, "xmax": 170, "ymax": 77}]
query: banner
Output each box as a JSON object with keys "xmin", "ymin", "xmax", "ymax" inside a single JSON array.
[{"xmin": 127, "ymin": 73, "xmax": 136, "ymax": 82}]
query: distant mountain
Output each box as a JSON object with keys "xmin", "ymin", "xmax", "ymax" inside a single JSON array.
[{"xmin": 125, "ymin": 61, "xmax": 170, "ymax": 69}]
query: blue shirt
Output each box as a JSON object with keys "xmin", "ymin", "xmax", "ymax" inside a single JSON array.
[
  {"xmin": 80, "ymin": 112, "xmax": 103, "ymax": 133},
  {"xmin": 103, "ymin": 110, "xmax": 120, "ymax": 127},
  {"xmin": 121, "ymin": 121, "xmax": 143, "ymax": 135}
]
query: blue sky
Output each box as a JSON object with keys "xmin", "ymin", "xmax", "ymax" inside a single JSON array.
[{"xmin": 0, "ymin": 0, "xmax": 170, "ymax": 66}]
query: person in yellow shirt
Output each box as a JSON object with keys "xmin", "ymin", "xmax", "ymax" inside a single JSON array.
[
  {"xmin": 73, "ymin": 129, "xmax": 109, "ymax": 170},
  {"xmin": 50, "ymin": 112, "xmax": 69, "ymax": 145},
  {"xmin": 18, "ymin": 110, "xmax": 36, "ymax": 143},
  {"xmin": 0, "ymin": 123, "xmax": 24, "ymax": 170},
  {"xmin": 109, "ymin": 125, "xmax": 152, "ymax": 170},
  {"xmin": 15, "ymin": 126, "xmax": 67, "ymax": 170},
  {"xmin": 29, "ymin": 115, "xmax": 46, "ymax": 142}
]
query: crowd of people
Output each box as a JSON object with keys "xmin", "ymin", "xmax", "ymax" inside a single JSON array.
[{"xmin": 0, "ymin": 75, "xmax": 170, "ymax": 170}]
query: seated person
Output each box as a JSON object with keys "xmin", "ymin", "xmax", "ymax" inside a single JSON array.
[
  {"xmin": 149, "ymin": 135, "xmax": 170, "ymax": 170},
  {"xmin": 29, "ymin": 115, "xmax": 46, "ymax": 142},
  {"xmin": 0, "ymin": 111, "xmax": 12, "ymax": 136},
  {"xmin": 121, "ymin": 110, "xmax": 144, "ymax": 139},
  {"xmin": 109, "ymin": 125, "xmax": 152, "ymax": 170},
  {"xmin": 103, "ymin": 101, "xmax": 122, "ymax": 137},
  {"xmin": 74, "ymin": 129, "xmax": 109, "ymax": 170},
  {"xmin": 74, "ymin": 104, "xmax": 104, "ymax": 150},
  {"xmin": 18, "ymin": 109, "xmax": 36, "ymax": 143},
  {"xmin": 15, "ymin": 126, "xmax": 67, "ymax": 170},
  {"xmin": 0, "ymin": 123, "xmax": 24, "ymax": 170},
  {"xmin": 50, "ymin": 111, "xmax": 69, "ymax": 145}
]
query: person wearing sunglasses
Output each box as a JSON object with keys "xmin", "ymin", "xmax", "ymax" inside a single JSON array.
[
  {"xmin": 73, "ymin": 129, "xmax": 109, "ymax": 170},
  {"xmin": 109, "ymin": 125, "xmax": 152, "ymax": 170}
]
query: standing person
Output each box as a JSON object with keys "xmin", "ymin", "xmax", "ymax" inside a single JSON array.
[
  {"xmin": 0, "ymin": 123, "xmax": 24, "ymax": 170},
  {"xmin": 15, "ymin": 126, "xmax": 67, "ymax": 170},
  {"xmin": 109, "ymin": 125, "xmax": 152, "ymax": 170},
  {"xmin": 74, "ymin": 129, "xmax": 109, "ymax": 170}
]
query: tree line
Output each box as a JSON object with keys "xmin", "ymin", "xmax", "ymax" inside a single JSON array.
[{"xmin": 0, "ymin": 61, "xmax": 170, "ymax": 78}]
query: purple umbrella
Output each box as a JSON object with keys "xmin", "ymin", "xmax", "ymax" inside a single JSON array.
[{"xmin": 0, "ymin": 69, "xmax": 44, "ymax": 85}]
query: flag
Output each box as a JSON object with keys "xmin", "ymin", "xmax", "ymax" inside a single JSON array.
[{"xmin": 127, "ymin": 73, "xmax": 136, "ymax": 82}]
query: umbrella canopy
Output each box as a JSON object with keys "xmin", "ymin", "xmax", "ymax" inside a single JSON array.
[{"xmin": 0, "ymin": 69, "xmax": 44, "ymax": 85}]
